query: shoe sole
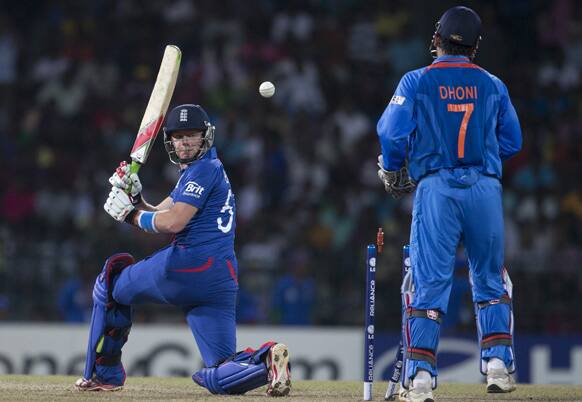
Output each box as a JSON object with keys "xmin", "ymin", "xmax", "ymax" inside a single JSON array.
[
  {"xmin": 75, "ymin": 378, "xmax": 123, "ymax": 392},
  {"xmin": 398, "ymin": 395, "xmax": 434, "ymax": 402},
  {"xmin": 75, "ymin": 384, "xmax": 123, "ymax": 392},
  {"xmin": 487, "ymin": 383, "xmax": 515, "ymax": 393},
  {"xmin": 267, "ymin": 344, "xmax": 291, "ymax": 397}
]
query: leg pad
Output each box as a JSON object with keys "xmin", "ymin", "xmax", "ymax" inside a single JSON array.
[
  {"xmin": 192, "ymin": 342, "xmax": 275, "ymax": 395},
  {"xmin": 83, "ymin": 254, "xmax": 135, "ymax": 384}
]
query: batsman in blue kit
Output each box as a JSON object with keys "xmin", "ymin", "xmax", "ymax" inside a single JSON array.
[
  {"xmin": 75, "ymin": 104, "xmax": 291, "ymax": 397},
  {"xmin": 377, "ymin": 6, "xmax": 522, "ymax": 402}
]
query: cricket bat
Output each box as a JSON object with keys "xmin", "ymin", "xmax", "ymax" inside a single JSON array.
[{"xmin": 128, "ymin": 45, "xmax": 182, "ymax": 180}]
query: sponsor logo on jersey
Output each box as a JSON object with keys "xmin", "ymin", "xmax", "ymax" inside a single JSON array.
[
  {"xmin": 183, "ymin": 181, "xmax": 204, "ymax": 197},
  {"xmin": 390, "ymin": 95, "xmax": 406, "ymax": 105}
]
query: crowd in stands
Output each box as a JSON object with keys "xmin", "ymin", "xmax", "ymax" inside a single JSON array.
[{"xmin": 1, "ymin": 0, "xmax": 581, "ymax": 333}]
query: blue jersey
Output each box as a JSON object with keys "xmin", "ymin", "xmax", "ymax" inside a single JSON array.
[
  {"xmin": 170, "ymin": 147, "xmax": 236, "ymax": 258},
  {"xmin": 377, "ymin": 55, "xmax": 522, "ymax": 182}
]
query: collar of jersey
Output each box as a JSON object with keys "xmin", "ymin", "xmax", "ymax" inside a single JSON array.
[
  {"xmin": 205, "ymin": 147, "xmax": 217, "ymax": 160},
  {"xmin": 180, "ymin": 147, "xmax": 217, "ymax": 172},
  {"xmin": 432, "ymin": 55, "xmax": 470, "ymax": 63}
]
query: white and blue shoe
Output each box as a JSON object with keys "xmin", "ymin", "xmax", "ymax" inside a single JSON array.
[
  {"xmin": 266, "ymin": 343, "xmax": 291, "ymax": 397},
  {"xmin": 399, "ymin": 370, "xmax": 434, "ymax": 402},
  {"xmin": 486, "ymin": 358, "xmax": 516, "ymax": 393}
]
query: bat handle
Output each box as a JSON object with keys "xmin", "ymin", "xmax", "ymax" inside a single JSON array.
[
  {"xmin": 126, "ymin": 160, "xmax": 142, "ymax": 194},
  {"xmin": 130, "ymin": 160, "xmax": 141, "ymax": 174}
]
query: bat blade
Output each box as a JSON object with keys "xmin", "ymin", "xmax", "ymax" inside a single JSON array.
[{"xmin": 130, "ymin": 45, "xmax": 181, "ymax": 166}]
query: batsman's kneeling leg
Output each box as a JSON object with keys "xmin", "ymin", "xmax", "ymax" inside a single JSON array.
[{"xmin": 192, "ymin": 342, "xmax": 288, "ymax": 395}]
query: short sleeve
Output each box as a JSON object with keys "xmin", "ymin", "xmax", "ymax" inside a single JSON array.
[{"xmin": 171, "ymin": 162, "xmax": 220, "ymax": 209}]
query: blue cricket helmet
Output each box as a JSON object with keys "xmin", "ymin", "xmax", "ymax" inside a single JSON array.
[
  {"xmin": 437, "ymin": 6, "xmax": 482, "ymax": 47},
  {"xmin": 163, "ymin": 104, "xmax": 215, "ymax": 164},
  {"xmin": 430, "ymin": 6, "xmax": 482, "ymax": 60}
]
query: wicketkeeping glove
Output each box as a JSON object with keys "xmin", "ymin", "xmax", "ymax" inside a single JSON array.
[
  {"xmin": 377, "ymin": 154, "xmax": 416, "ymax": 199},
  {"xmin": 109, "ymin": 161, "xmax": 143, "ymax": 204},
  {"xmin": 104, "ymin": 187, "xmax": 135, "ymax": 222}
]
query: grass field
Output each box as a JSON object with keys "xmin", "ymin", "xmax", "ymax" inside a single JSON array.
[{"xmin": 0, "ymin": 375, "xmax": 581, "ymax": 401}]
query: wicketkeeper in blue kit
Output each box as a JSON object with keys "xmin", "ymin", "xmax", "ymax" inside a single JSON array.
[
  {"xmin": 377, "ymin": 6, "xmax": 522, "ymax": 402},
  {"xmin": 75, "ymin": 104, "xmax": 291, "ymax": 397}
]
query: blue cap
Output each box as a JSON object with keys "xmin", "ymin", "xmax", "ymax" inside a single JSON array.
[
  {"xmin": 437, "ymin": 6, "xmax": 481, "ymax": 47},
  {"xmin": 164, "ymin": 104, "xmax": 210, "ymax": 134}
]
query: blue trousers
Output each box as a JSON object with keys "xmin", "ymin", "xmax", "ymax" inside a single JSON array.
[
  {"xmin": 406, "ymin": 168, "xmax": 513, "ymax": 378},
  {"xmin": 112, "ymin": 244, "xmax": 239, "ymax": 367}
]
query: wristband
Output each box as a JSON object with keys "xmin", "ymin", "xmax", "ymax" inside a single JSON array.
[{"xmin": 137, "ymin": 211, "xmax": 158, "ymax": 233}]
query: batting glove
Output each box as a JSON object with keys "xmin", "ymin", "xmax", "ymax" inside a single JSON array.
[
  {"xmin": 104, "ymin": 187, "xmax": 135, "ymax": 222},
  {"xmin": 109, "ymin": 161, "xmax": 143, "ymax": 204}
]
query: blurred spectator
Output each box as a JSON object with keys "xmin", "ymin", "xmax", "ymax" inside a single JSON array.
[
  {"xmin": 236, "ymin": 284, "xmax": 262, "ymax": 324},
  {"xmin": 57, "ymin": 276, "xmax": 91, "ymax": 323},
  {"xmin": 0, "ymin": 1, "xmax": 581, "ymax": 332},
  {"xmin": 271, "ymin": 249, "xmax": 316, "ymax": 326}
]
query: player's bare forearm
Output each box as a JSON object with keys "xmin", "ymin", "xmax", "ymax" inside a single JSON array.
[
  {"xmin": 135, "ymin": 196, "xmax": 173, "ymax": 212},
  {"xmin": 154, "ymin": 202, "xmax": 197, "ymax": 233},
  {"xmin": 126, "ymin": 201, "xmax": 197, "ymax": 234},
  {"xmin": 155, "ymin": 196, "xmax": 175, "ymax": 211}
]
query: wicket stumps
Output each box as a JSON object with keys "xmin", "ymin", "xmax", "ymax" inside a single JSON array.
[
  {"xmin": 363, "ymin": 228, "xmax": 383, "ymax": 401},
  {"xmin": 384, "ymin": 244, "xmax": 410, "ymax": 400}
]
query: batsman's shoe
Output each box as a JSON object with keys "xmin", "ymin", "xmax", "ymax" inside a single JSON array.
[
  {"xmin": 266, "ymin": 343, "xmax": 291, "ymax": 397},
  {"xmin": 399, "ymin": 386, "xmax": 434, "ymax": 402},
  {"xmin": 486, "ymin": 368, "xmax": 516, "ymax": 393},
  {"xmin": 75, "ymin": 376, "xmax": 123, "ymax": 392},
  {"xmin": 399, "ymin": 371, "xmax": 434, "ymax": 402}
]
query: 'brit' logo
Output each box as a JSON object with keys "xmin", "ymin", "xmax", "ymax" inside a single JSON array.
[
  {"xmin": 183, "ymin": 181, "xmax": 204, "ymax": 198},
  {"xmin": 180, "ymin": 109, "xmax": 188, "ymax": 122}
]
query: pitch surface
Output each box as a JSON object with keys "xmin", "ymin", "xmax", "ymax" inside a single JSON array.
[{"xmin": 0, "ymin": 376, "xmax": 581, "ymax": 401}]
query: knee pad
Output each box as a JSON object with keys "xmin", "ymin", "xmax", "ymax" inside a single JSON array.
[
  {"xmin": 92, "ymin": 253, "xmax": 135, "ymax": 307},
  {"xmin": 474, "ymin": 266, "xmax": 515, "ymax": 374},
  {"xmin": 192, "ymin": 342, "xmax": 276, "ymax": 395},
  {"xmin": 84, "ymin": 253, "xmax": 135, "ymax": 384}
]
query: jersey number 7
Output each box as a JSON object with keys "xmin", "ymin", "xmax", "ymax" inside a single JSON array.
[{"xmin": 447, "ymin": 103, "xmax": 474, "ymax": 158}]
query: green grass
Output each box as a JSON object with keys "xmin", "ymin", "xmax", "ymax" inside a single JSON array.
[{"xmin": 0, "ymin": 375, "xmax": 581, "ymax": 401}]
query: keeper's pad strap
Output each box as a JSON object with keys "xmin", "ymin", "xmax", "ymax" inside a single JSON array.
[
  {"xmin": 407, "ymin": 308, "xmax": 443, "ymax": 324},
  {"xmin": 477, "ymin": 294, "xmax": 511, "ymax": 309},
  {"xmin": 481, "ymin": 332, "xmax": 513, "ymax": 349},
  {"xmin": 96, "ymin": 353, "xmax": 122, "ymax": 366},
  {"xmin": 406, "ymin": 347, "xmax": 436, "ymax": 367}
]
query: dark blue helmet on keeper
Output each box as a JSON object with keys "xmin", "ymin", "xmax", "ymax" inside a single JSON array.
[
  {"xmin": 436, "ymin": 6, "xmax": 482, "ymax": 47},
  {"xmin": 163, "ymin": 104, "xmax": 215, "ymax": 165}
]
